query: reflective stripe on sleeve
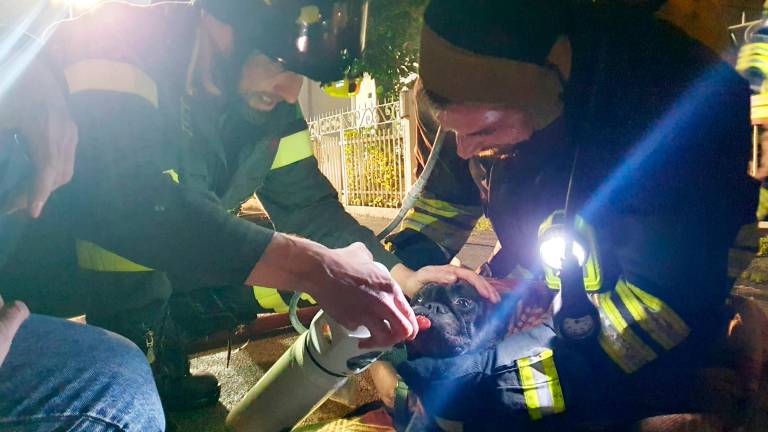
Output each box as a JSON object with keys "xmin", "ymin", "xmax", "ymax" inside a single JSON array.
[
  {"xmin": 598, "ymin": 279, "xmax": 690, "ymax": 373},
  {"xmin": 252, "ymin": 286, "xmax": 290, "ymax": 313},
  {"xmin": 64, "ymin": 59, "xmax": 159, "ymax": 108},
  {"xmin": 271, "ymin": 129, "xmax": 314, "ymax": 170},
  {"xmin": 517, "ymin": 349, "xmax": 566, "ymax": 421},
  {"xmin": 402, "ymin": 198, "xmax": 478, "ymax": 255},
  {"xmin": 76, "ymin": 239, "xmax": 153, "ymax": 272}
]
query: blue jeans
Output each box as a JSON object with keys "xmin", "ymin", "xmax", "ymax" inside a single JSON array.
[{"xmin": 0, "ymin": 315, "xmax": 165, "ymax": 431}]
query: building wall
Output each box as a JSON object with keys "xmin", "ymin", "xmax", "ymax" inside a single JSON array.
[
  {"xmin": 297, "ymin": 78, "xmax": 350, "ymax": 119},
  {"xmin": 299, "ymin": 75, "xmax": 379, "ymax": 119}
]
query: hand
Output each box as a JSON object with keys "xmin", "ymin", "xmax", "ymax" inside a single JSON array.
[
  {"xmin": 306, "ymin": 243, "xmax": 418, "ymax": 349},
  {"xmin": 247, "ymin": 236, "xmax": 418, "ymax": 349},
  {"xmin": 0, "ymin": 296, "xmax": 30, "ymax": 368},
  {"xmin": 391, "ymin": 264, "xmax": 500, "ymax": 303},
  {"xmin": 7, "ymin": 109, "xmax": 78, "ymax": 218},
  {"xmin": 0, "ymin": 59, "xmax": 78, "ymax": 218}
]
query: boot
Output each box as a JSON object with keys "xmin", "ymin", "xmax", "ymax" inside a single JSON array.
[
  {"xmin": 147, "ymin": 308, "xmax": 221, "ymax": 411},
  {"xmin": 88, "ymin": 300, "xmax": 221, "ymax": 411},
  {"xmin": 168, "ymin": 285, "xmax": 264, "ymax": 344}
]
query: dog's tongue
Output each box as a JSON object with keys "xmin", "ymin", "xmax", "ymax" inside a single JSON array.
[{"xmin": 416, "ymin": 315, "xmax": 432, "ymax": 330}]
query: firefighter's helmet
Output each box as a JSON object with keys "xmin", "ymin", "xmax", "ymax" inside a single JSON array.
[{"xmin": 199, "ymin": 0, "xmax": 368, "ymax": 83}]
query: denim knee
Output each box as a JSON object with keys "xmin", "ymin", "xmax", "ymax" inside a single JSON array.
[{"xmin": 0, "ymin": 315, "xmax": 165, "ymax": 432}]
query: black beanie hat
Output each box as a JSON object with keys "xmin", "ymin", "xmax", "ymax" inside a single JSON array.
[
  {"xmin": 424, "ymin": 0, "xmax": 566, "ymax": 66},
  {"xmin": 420, "ymin": 0, "xmax": 571, "ymax": 129}
]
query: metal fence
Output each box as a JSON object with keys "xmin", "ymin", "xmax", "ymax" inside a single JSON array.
[{"xmin": 308, "ymin": 100, "xmax": 410, "ymax": 208}]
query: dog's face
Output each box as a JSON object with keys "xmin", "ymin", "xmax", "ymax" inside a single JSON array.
[{"xmin": 406, "ymin": 281, "xmax": 510, "ymax": 359}]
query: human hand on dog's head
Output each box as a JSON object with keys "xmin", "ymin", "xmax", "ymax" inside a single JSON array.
[
  {"xmin": 406, "ymin": 280, "xmax": 518, "ymax": 359},
  {"xmin": 391, "ymin": 263, "xmax": 500, "ymax": 303}
]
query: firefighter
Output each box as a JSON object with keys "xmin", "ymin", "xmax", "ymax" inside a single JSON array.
[
  {"xmin": 0, "ymin": 57, "xmax": 163, "ymax": 430},
  {"xmin": 1, "ymin": 0, "xmax": 494, "ymax": 411},
  {"xmin": 388, "ymin": 0, "xmax": 759, "ymax": 429}
]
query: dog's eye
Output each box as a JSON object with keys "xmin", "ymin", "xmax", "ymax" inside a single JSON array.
[
  {"xmin": 414, "ymin": 296, "xmax": 424, "ymax": 304},
  {"xmin": 454, "ymin": 297, "xmax": 472, "ymax": 308}
]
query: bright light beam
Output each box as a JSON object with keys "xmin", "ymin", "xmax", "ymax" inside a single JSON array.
[
  {"xmin": 0, "ymin": 0, "xmax": 44, "ymax": 64},
  {"xmin": 0, "ymin": 1, "xmax": 194, "ymax": 103},
  {"xmin": 581, "ymin": 64, "xmax": 735, "ymax": 221},
  {"xmin": 0, "ymin": 0, "xmax": 48, "ymax": 102}
]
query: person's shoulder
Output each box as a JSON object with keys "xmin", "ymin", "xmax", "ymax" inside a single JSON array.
[{"xmin": 46, "ymin": 3, "xmax": 196, "ymax": 78}]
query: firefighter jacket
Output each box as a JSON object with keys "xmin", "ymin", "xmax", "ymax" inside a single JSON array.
[
  {"xmin": 37, "ymin": 2, "xmax": 398, "ymax": 293},
  {"xmin": 388, "ymin": 10, "xmax": 759, "ymax": 424}
]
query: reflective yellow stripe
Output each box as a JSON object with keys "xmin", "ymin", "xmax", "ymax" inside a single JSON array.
[
  {"xmin": 518, "ymin": 355, "xmax": 543, "ymax": 421},
  {"xmin": 542, "ymin": 354, "xmax": 566, "ymax": 416},
  {"xmin": 164, "ymin": 169, "xmax": 180, "ymax": 184},
  {"xmin": 64, "ymin": 60, "xmax": 159, "ymax": 108},
  {"xmin": 757, "ymin": 186, "xmax": 768, "ymax": 220},
  {"xmin": 624, "ymin": 281, "xmax": 690, "ymax": 348},
  {"xmin": 271, "ymin": 130, "xmax": 313, "ymax": 170},
  {"xmin": 300, "ymin": 292, "xmax": 317, "ymax": 304},
  {"xmin": 518, "ymin": 349, "xmax": 565, "ymax": 421},
  {"xmin": 76, "ymin": 239, "xmax": 152, "ymax": 272},
  {"xmin": 414, "ymin": 198, "xmax": 465, "ymax": 219},
  {"xmin": 597, "ymin": 292, "xmax": 658, "ymax": 373},
  {"xmin": 598, "ymin": 280, "xmax": 690, "ymax": 373},
  {"xmin": 404, "ymin": 210, "xmax": 439, "ymax": 230},
  {"xmin": 615, "ymin": 281, "xmax": 674, "ymax": 349},
  {"xmin": 252, "ymin": 286, "xmax": 289, "ymax": 313},
  {"xmin": 403, "ymin": 210, "xmax": 472, "ymax": 253}
]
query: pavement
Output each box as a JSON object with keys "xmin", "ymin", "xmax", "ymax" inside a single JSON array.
[{"xmin": 168, "ymin": 214, "xmax": 497, "ymax": 432}]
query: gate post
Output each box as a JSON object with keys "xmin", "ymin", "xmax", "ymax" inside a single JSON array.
[
  {"xmin": 400, "ymin": 88, "xmax": 418, "ymax": 197},
  {"xmin": 338, "ymin": 118, "xmax": 349, "ymax": 206}
]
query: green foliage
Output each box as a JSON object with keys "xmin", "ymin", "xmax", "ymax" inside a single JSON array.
[
  {"xmin": 474, "ymin": 216, "xmax": 494, "ymax": 233},
  {"xmin": 344, "ymin": 129, "xmax": 403, "ymax": 208},
  {"xmin": 355, "ymin": 0, "xmax": 430, "ymax": 99}
]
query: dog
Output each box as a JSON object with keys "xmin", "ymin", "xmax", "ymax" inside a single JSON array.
[{"xmin": 406, "ymin": 279, "xmax": 553, "ymax": 359}]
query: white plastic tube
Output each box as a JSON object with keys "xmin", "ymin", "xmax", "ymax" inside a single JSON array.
[{"xmin": 226, "ymin": 310, "xmax": 386, "ymax": 432}]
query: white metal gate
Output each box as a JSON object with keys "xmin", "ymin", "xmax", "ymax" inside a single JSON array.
[{"xmin": 308, "ymin": 100, "xmax": 412, "ymax": 208}]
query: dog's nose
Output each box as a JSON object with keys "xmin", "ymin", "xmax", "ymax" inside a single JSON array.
[{"xmin": 425, "ymin": 302, "xmax": 448, "ymax": 315}]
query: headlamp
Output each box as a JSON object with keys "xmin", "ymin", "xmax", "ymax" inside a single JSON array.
[
  {"xmin": 538, "ymin": 211, "xmax": 600, "ymax": 342},
  {"xmin": 321, "ymin": 77, "xmax": 362, "ymax": 98},
  {"xmin": 538, "ymin": 224, "xmax": 588, "ymax": 271},
  {"xmin": 201, "ymin": 0, "xmax": 369, "ymax": 83}
]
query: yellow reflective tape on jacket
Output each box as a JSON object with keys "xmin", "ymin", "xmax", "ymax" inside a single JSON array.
[
  {"xmin": 164, "ymin": 169, "xmax": 180, "ymax": 184},
  {"xmin": 616, "ymin": 280, "xmax": 690, "ymax": 350},
  {"xmin": 299, "ymin": 292, "xmax": 317, "ymax": 304},
  {"xmin": 252, "ymin": 287, "xmax": 317, "ymax": 313},
  {"xmin": 414, "ymin": 198, "xmax": 465, "ymax": 219},
  {"xmin": 271, "ymin": 129, "xmax": 313, "ymax": 170},
  {"xmin": 64, "ymin": 59, "xmax": 159, "ymax": 108},
  {"xmin": 76, "ymin": 239, "xmax": 153, "ymax": 272},
  {"xmin": 517, "ymin": 349, "xmax": 565, "ymax": 421},
  {"xmin": 757, "ymin": 186, "xmax": 768, "ymax": 220},
  {"xmin": 597, "ymin": 280, "xmax": 689, "ymax": 373},
  {"xmin": 403, "ymin": 206, "xmax": 476, "ymax": 254},
  {"xmin": 597, "ymin": 292, "xmax": 657, "ymax": 373},
  {"xmin": 252, "ymin": 286, "xmax": 290, "ymax": 313}
]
